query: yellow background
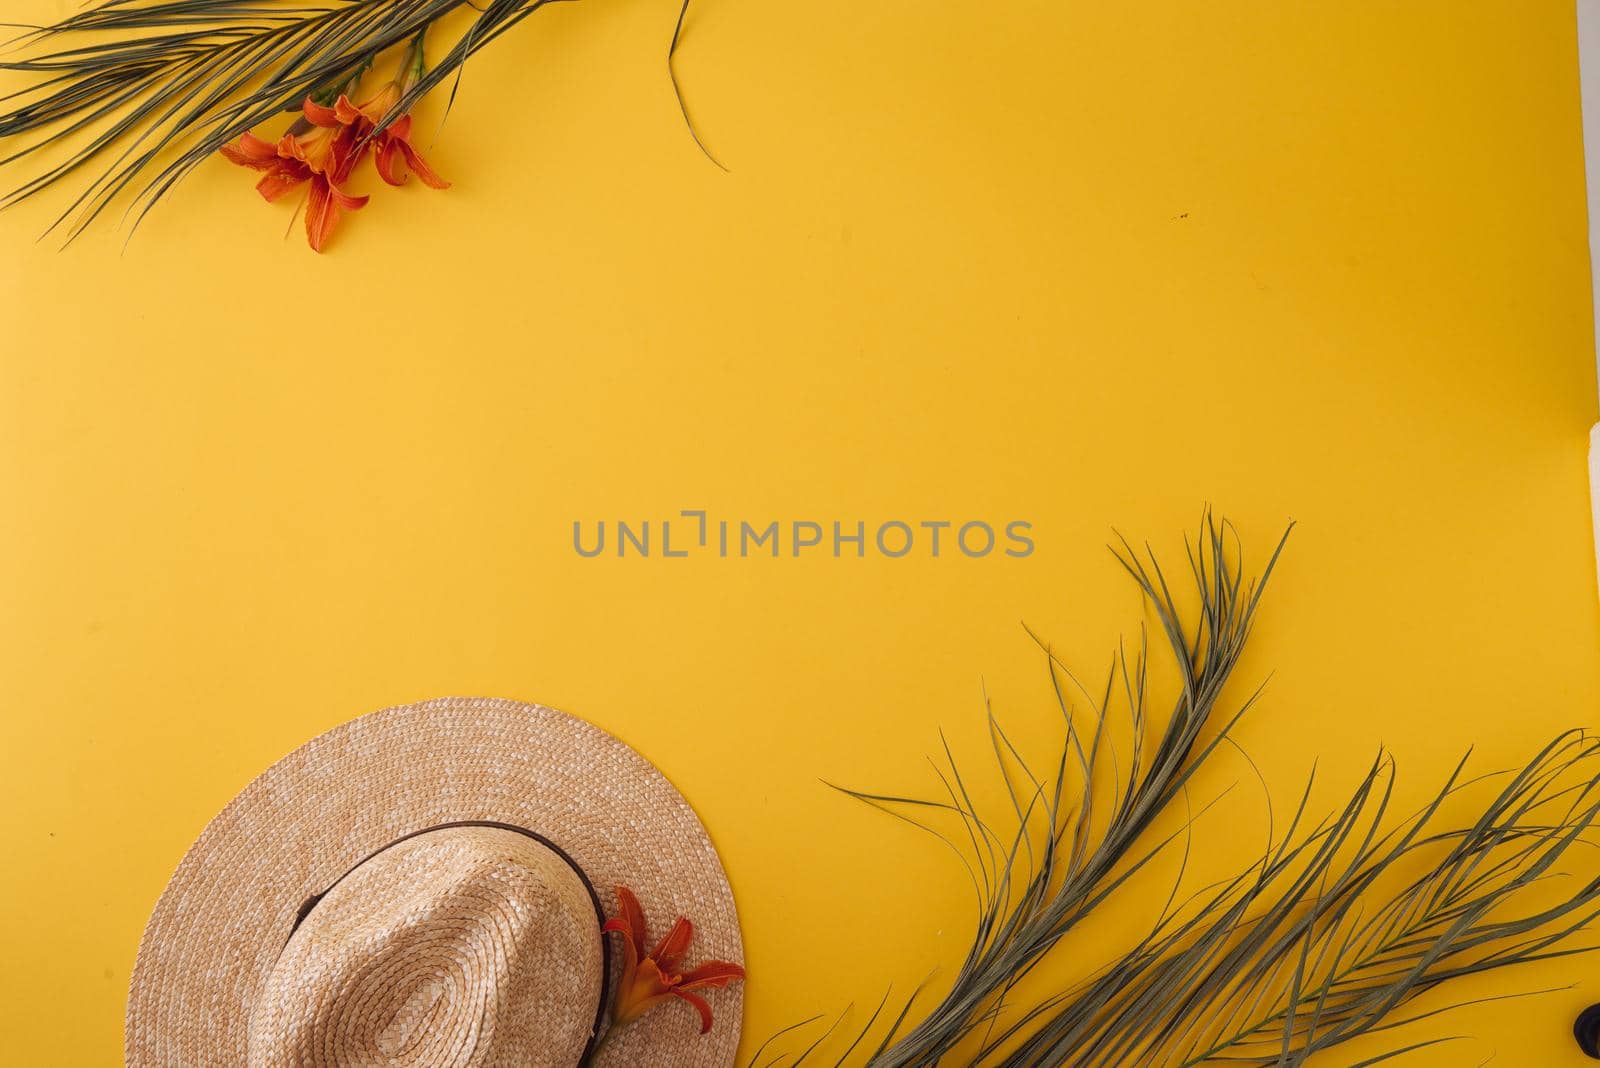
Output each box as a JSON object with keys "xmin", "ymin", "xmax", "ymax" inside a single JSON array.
[{"xmin": 4, "ymin": 0, "xmax": 1600, "ymax": 1064}]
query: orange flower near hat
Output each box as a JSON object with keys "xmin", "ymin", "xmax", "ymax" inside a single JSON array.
[{"xmin": 603, "ymin": 884, "xmax": 747, "ymax": 1036}]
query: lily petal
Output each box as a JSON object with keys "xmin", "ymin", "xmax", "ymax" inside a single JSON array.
[
  {"xmin": 332, "ymin": 93, "xmax": 366, "ymax": 127},
  {"xmin": 301, "ymin": 97, "xmax": 341, "ymax": 128},
  {"xmin": 396, "ymin": 137, "xmax": 449, "ymax": 189},
  {"xmin": 372, "ymin": 118, "xmax": 449, "ymax": 189},
  {"xmin": 325, "ymin": 179, "xmax": 369, "ymax": 213},
  {"xmin": 353, "ymin": 83, "xmax": 401, "ymax": 125},
  {"xmin": 650, "ymin": 915, "xmax": 694, "ymax": 974},
  {"xmin": 221, "ymin": 131, "xmax": 280, "ymax": 168},
  {"xmin": 677, "ymin": 960, "xmax": 746, "ymax": 991},
  {"xmin": 602, "ymin": 915, "xmax": 641, "ymax": 987},
  {"xmin": 673, "ymin": 990, "xmax": 716, "ymax": 1034},
  {"xmin": 303, "ymin": 177, "xmax": 357, "ymax": 253},
  {"xmin": 612, "ymin": 886, "xmax": 649, "ymax": 961},
  {"xmin": 374, "ymin": 137, "xmax": 407, "ymax": 187}
]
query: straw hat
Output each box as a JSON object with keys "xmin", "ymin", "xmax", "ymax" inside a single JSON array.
[{"xmin": 126, "ymin": 697, "xmax": 744, "ymax": 1066}]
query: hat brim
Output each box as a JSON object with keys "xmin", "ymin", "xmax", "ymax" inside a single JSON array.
[{"xmin": 126, "ymin": 697, "xmax": 744, "ymax": 1066}]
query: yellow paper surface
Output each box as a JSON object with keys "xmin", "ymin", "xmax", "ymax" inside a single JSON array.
[{"xmin": 2, "ymin": 1, "xmax": 1599, "ymax": 1064}]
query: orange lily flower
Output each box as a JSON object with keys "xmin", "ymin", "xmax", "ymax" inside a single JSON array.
[
  {"xmin": 332, "ymin": 82, "xmax": 450, "ymax": 190},
  {"xmin": 602, "ymin": 884, "xmax": 745, "ymax": 1035},
  {"xmin": 219, "ymin": 35, "xmax": 445, "ymax": 251},
  {"xmin": 220, "ymin": 98, "xmax": 369, "ymax": 252}
]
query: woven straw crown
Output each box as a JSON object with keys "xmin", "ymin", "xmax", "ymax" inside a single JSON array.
[
  {"xmin": 127, "ymin": 697, "xmax": 743, "ymax": 1067},
  {"xmin": 248, "ymin": 826, "xmax": 605, "ymax": 1066}
]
